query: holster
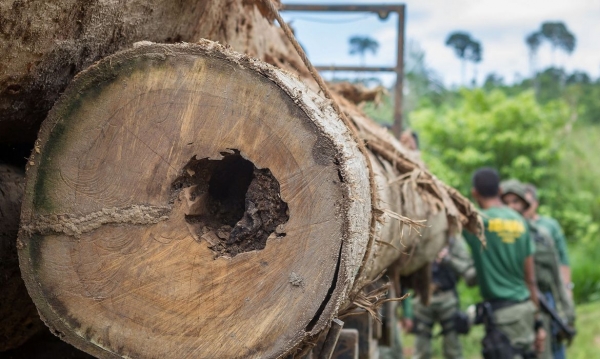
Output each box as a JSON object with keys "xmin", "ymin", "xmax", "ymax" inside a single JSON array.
[
  {"xmin": 477, "ymin": 302, "xmax": 536, "ymax": 359},
  {"xmin": 452, "ymin": 311, "xmax": 471, "ymax": 335},
  {"xmin": 411, "ymin": 316, "xmax": 433, "ymax": 338}
]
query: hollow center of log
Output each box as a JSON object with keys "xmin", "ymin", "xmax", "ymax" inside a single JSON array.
[{"xmin": 171, "ymin": 150, "xmax": 289, "ymax": 258}]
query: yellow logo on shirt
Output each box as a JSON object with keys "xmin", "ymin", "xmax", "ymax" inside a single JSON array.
[{"xmin": 488, "ymin": 219, "xmax": 525, "ymax": 243}]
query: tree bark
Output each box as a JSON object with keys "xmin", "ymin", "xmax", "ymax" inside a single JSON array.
[
  {"xmin": 0, "ymin": 0, "xmax": 301, "ymax": 145},
  {"xmin": 18, "ymin": 41, "xmax": 480, "ymax": 359},
  {"xmin": 0, "ymin": 163, "xmax": 45, "ymax": 351}
]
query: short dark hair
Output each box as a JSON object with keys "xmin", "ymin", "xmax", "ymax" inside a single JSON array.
[{"xmin": 472, "ymin": 168, "xmax": 500, "ymax": 198}]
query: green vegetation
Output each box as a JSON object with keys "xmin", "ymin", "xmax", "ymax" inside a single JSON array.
[
  {"xmin": 362, "ymin": 93, "xmax": 393, "ymax": 125},
  {"xmin": 358, "ymin": 17, "xmax": 599, "ymax": 357},
  {"xmin": 410, "ymin": 89, "xmax": 568, "ymax": 193},
  {"xmin": 362, "ymin": 59, "xmax": 600, "ymax": 305}
]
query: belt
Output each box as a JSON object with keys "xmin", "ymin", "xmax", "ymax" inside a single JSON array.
[{"xmin": 487, "ymin": 298, "xmax": 527, "ymax": 312}]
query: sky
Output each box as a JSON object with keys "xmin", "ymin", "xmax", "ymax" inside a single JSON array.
[{"xmin": 281, "ymin": 0, "xmax": 600, "ymax": 87}]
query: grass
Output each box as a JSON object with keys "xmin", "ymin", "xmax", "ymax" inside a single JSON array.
[
  {"xmin": 555, "ymin": 124, "xmax": 600, "ymax": 303},
  {"xmin": 399, "ymin": 301, "xmax": 600, "ymax": 358},
  {"xmin": 362, "ymin": 91, "xmax": 600, "ymax": 353},
  {"xmin": 362, "ymin": 93, "xmax": 394, "ymax": 125}
]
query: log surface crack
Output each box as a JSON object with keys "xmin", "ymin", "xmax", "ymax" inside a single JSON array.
[{"xmin": 22, "ymin": 205, "xmax": 170, "ymax": 238}]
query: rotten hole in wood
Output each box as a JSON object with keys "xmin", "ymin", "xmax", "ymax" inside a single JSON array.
[{"xmin": 171, "ymin": 150, "xmax": 289, "ymax": 258}]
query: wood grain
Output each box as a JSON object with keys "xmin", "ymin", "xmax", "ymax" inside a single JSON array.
[{"xmin": 18, "ymin": 42, "xmax": 371, "ymax": 359}]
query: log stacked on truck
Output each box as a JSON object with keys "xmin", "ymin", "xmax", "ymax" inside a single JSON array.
[
  {"xmin": 2, "ymin": 0, "xmax": 482, "ymax": 357},
  {"xmin": 17, "ymin": 40, "xmax": 480, "ymax": 359}
]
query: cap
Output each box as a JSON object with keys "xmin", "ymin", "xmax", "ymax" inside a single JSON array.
[
  {"xmin": 523, "ymin": 183, "xmax": 538, "ymax": 202},
  {"xmin": 500, "ymin": 179, "xmax": 531, "ymax": 209}
]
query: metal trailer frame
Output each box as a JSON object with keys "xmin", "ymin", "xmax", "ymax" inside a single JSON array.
[{"xmin": 281, "ymin": 3, "xmax": 406, "ymax": 136}]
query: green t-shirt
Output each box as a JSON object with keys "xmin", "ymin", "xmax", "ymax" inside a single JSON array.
[
  {"xmin": 535, "ymin": 216, "xmax": 570, "ymax": 266},
  {"xmin": 400, "ymin": 293, "xmax": 413, "ymax": 319},
  {"xmin": 463, "ymin": 206, "xmax": 535, "ymax": 302}
]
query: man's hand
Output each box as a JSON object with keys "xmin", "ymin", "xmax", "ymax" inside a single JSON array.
[
  {"xmin": 400, "ymin": 318, "xmax": 413, "ymax": 333},
  {"xmin": 535, "ymin": 328, "xmax": 547, "ymax": 353},
  {"xmin": 436, "ymin": 246, "xmax": 449, "ymax": 263}
]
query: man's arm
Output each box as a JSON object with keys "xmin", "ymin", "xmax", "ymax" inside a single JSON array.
[
  {"xmin": 555, "ymin": 223, "xmax": 573, "ymax": 296},
  {"xmin": 524, "ymin": 255, "xmax": 547, "ymax": 353},
  {"xmin": 561, "ymin": 266, "xmax": 572, "ymax": 291},
  {"xmin": 524, "ymin": 255, "xmax": 539, "ymax": 308},
  {"xmin": 549, "ymin": 218, "xmax": 572, "ymax": 293},
  {"xmin": 447, "ymin": 236, "xmax": 478, "ymax": 286},
  {"xmin": 398, "ymin": 293, "xmax": 414, "ymax": 333}
]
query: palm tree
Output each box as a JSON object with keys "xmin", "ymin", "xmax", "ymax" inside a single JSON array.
[
  {"xmin": 348, "ymin": 36, "xmax": 380, "ymax": 67},
  {"xmin": 445, "ymin": 32, "xmax": 482, "ymax": 85}
]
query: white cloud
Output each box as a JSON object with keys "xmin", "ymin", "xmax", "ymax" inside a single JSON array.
[
  {"xmin": 283, "ymin": 0, "xmax": 600, "ymax": 86},
  {"xmin": 400, "ymin": 0, "xmax": 600, "ymax": 85}
]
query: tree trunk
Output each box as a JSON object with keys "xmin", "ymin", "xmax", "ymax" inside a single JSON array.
[
  {"xmin": 0, "ymin": 0, "xmax": 302, "ymax": 145},
  {"xmin": 0, "ymin": 163, "xmax": 45, "ymax": 351},
  {"xmin": 18, "ymin": 41, "xmax": 479, "ymax": 359}
]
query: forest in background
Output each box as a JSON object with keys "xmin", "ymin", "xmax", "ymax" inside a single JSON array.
[{"xmin": 360, "ymin": 40, "xmax": 600, "ymax": 305}]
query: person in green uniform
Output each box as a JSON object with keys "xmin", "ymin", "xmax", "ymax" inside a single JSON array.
[
  {"xmin": 523, "ymin": 184, "xmax": 573, "ymax": 299},
  {"xmin": 409, "ymin": 236, "xmax": 476, "ymax": 359},
  {"xmin": 462, "ymin": 168, "xmax": 545, "ymax": 358},
  {"xmin": 501, "ymin": 180, "xmax": 574, "ymax": 359}
]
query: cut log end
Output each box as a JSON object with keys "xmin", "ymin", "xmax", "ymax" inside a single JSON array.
[{"xmin": 18, "ymin": 42, "xmax": 371, "ymax": 359}]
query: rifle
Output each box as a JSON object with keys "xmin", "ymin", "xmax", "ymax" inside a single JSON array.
[{"xmin": 536, "ymin": 290, "xmax": 576, "ymax": 341}]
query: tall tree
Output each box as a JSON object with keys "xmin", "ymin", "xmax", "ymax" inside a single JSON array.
[
  {"xmin": 348, "ymin": 35, "xmax": 380, "ymax": 67},
  {"xmin": 540, "ymin": 22, "xmax": 576, "ymax": 66},
  {"xmin": 483, "ymin": 73, "xmax": 504, "ymax": 91},
  {"xmin": 445, "ymin": 32, "xmax": 482, "ymax": 85},
  {"xmin": 466, "ymin": 40, "xmax": 482, "ymax": 86},
  {"xmin": 526, "ymin": 31, "xmax": 542, "ymax": 96},
  {"xmin": 526, "ymin": 32, "xmax": 542, "ymax": 75},
  {"xmin": 404, "ymin": 40, "xmax": 446, "ymax": 111}
]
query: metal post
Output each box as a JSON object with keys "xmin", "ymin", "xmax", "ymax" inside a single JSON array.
[
  {"xmin": 392, "ymin": 6, "xmax": 405, "ymax": 137},
  {"xmin": 281, "ymin": 4, "xmax": 406, "ymax": 138}
]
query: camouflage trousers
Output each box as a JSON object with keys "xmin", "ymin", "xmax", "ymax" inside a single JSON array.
[
  {"xmin": 492, "ymin": 300, "xmax": 537, "ymax": 359},
  {"xmin": 412, "ymin": 290, "xmax": 462, "ymax": 359}
]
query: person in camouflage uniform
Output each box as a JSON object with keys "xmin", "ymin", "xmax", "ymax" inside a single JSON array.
[
  {"xmin": 501, "ymin": 180, "xmax": 574, "ymax": 359},
  {"xmin": 406, "ymin": 236, "xmax": 476, "ymax": 359},
  {"xmin": 523, "ymin": 184, "xmax": 573, "ymax": 300}
]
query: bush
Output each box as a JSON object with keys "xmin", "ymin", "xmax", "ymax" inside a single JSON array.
[
  {"xmin": 410, "ymin": 89, "xmax": 600, "ymax": 304},
  {"xmin": 410, "ymin": 89, "xmax": 568, "ymax": 196}
]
